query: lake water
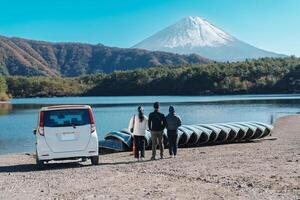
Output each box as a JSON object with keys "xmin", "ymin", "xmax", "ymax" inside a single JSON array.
[{"xmin": 0, "ymin": 94, "xmax": 300, "ymax": 155}]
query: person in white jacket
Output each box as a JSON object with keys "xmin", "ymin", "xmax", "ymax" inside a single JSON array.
[{"xmin": 128, "ymin": 106, "xmax": 148, "ymax": 161}]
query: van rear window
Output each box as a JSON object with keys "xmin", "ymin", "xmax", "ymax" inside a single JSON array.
[{"xmin": 43, "ymin": 109, "xmax": 91, "ymax": 127}]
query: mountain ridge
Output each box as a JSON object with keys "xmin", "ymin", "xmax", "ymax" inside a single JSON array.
[{"xmin": 0, "ymin": 35, "xmax": 209, "ymax": 77}]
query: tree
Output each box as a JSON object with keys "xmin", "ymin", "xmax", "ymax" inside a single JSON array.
[
  {"xmin": 0, "ymin": 76, "xmax": 9, "ymax": 101},
  {"xmin": 0, "ymin": 76, "xmax": 7, "ymax": 93}
]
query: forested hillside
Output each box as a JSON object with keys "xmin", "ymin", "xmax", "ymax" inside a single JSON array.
[
  {"xmin": 0, "ymin": 36, "xmax": 209, "ymax": 76},
  {"xmin": 5, "ymin": 57, "xmax": 300, "ymax": 97}
]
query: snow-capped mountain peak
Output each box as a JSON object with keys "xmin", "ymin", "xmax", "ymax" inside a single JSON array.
[
  {"xmin": 134, "ymin": 16, "xmax": 234, "ymax": 50},
  {"xmin": 164, "ymin": 16, "xmax": 234, "ymax": 47},
  {"xmin": 133, "ymin": 16, "xmax": 283, "ymax": 61}
]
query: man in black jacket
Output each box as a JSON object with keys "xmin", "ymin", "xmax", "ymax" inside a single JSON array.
[{"xmin": 148, "ymin": 102, "xmax": 166, "ymax": 160}]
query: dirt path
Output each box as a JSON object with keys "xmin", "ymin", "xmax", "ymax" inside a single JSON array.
[{"xmin": 0, "ymin": 116, "xmax": 299, "ymax": 200}]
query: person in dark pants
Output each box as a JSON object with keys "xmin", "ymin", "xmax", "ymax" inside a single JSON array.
[
  {"xmin": 166, "ymin": 106, "xmax": 182, "ymax": 158},
  {"xmin": 134, "ymin": 135, "xmax": 145, "ymax": 159},
  {"xmin": 128, "ymin": 106, "xmax": 148, "ymax": 161},
  {"xmin": 148, "ymin": 102, "xmax": 166, "ymax": 160}
]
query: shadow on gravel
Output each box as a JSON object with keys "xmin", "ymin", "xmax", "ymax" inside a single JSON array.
[
  {"xmin": 101, "ymin": 157, "xmax": 171, "ymax": 166},
  {"xmin": 0, "ymin": 162, "xmax": 87, "ymax": 173},
  {"xmin": 177, "ymin": 140, "xmax": 257, "ymax": 149},
  {"xmin": 0, "ymin": 157, "xmax": 171, "ymax": 173}
]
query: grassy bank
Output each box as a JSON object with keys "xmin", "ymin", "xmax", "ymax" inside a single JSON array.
[{"xmin": 0, "ymin": 93, "xmax": 9, "ymax": 101}]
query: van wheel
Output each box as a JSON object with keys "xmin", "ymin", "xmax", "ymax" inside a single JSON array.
[
  {"xmin": 36, "ymin": 158, "xmax": 44, "ymax": 169},
  {"xmin": 91, "ymin": 156, "xmax": 99, "ymax": 165}
]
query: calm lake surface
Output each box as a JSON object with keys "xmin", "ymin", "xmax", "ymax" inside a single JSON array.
[{"xmin": 0, "ymin": 94, "xmax": 300, "ymax": 155}]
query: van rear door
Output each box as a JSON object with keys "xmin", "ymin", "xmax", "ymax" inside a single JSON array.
[{"xmin": 42, "ymin": 108, "xmax": 92, "ymax": 153}]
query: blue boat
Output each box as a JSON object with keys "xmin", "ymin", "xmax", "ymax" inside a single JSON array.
[{"xmin": 100, "ymin": 121, "xmax": 274, "ymax": 152}]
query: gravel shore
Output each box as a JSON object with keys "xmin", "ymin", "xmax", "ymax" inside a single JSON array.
[{"xmin": 0, "ymin": 115, "xmax": 299, "ymax": 200}]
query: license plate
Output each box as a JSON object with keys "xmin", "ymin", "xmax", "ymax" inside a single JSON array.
[{"xmin": 61, "ymin": 132, "xmax": 76, "ymax": 140}]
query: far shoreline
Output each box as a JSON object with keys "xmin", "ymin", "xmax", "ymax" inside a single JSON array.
[
  {"xmin": 7, "ymin": 93, "xmax": 300, "ymax": 107},
  {"xmin": 7, "ymin": 92, "xmax": 300, "ymax": 99},
  {"xmin": 8, "ymin": 93, "xmax": 300, "ymax": 99}
]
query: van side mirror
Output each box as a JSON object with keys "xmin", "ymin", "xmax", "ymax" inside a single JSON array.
[{"xmin": 33, "ymin": 129, "xmax": 37, "ymax": 135}]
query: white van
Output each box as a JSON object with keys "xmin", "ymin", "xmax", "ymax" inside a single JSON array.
[{"xmin": 34, "ymin": 105, "xmax": 99, "ymax": 168}]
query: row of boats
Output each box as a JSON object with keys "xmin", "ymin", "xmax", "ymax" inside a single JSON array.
[{"xmin": 99, "ymin": 121, "xmax": 273, "ymax": 152}]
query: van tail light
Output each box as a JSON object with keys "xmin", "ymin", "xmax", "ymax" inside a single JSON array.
[
  {"xmin": 38, "ymin": 111, "xmax": 45, "ymax": 136},
  {"xmin": 90, "ymin": 124, "xmax": 96, "ymax": 134},
  {"xmin": 88, "ymin": 108, "xmax": 96, "ymax": 134}
]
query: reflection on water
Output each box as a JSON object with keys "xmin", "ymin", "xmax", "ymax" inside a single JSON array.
[
  {"xmin": 0, "ymin": 95, "xmax": 300, "ymax": 154},
  {"xmin": 0, "ymin": 103, "xmax": 12, "ymax": 115}
]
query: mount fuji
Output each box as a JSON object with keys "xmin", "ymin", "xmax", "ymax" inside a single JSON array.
[{"xmin": 133, "ymin": 16, "xmax": 284, "ymax": 61}]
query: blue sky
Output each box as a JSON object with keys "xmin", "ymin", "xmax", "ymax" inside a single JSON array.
[{"xmin": 0, "ymin": 0, "xmax": 299, "ymax": 56}]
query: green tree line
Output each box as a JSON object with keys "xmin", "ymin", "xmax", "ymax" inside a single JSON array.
[
  {"xmin": 87, "ymin": 56, "xmax": 300, "ymax": 95},
  {"xmin": 3, "ymin": 56, "xmax": 300, "ymax": 98},
  {"xmin": 5, "ymin": 76, "xmax": 89, "ymax": 98}
]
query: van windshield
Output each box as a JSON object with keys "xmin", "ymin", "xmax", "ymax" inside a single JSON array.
[{"xmin": 43, "ymin": 109, "xmax": 91, "ymax": 127}]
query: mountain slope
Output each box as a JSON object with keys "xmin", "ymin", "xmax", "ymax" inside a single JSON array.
[
  {"xmin": 133, "ymin": 16, "xmax": 284, "ymax": 61},
  {"xmin": 0, "ymin": 36, "xmax": 209, "ymax": 77}
]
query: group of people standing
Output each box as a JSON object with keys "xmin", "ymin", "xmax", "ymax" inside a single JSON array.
[{"xmin": 128, "ymin": 102, "xmax": 182, "ymax": 161}]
